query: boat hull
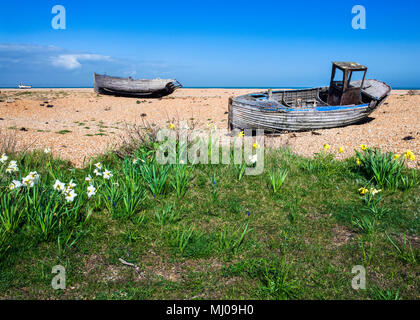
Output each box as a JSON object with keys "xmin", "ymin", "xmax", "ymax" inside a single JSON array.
[
  {"xmin": 229, "ymin": 80, "xmax": 391, "ymax": 131},
  {"xmin": 94, "ymin": 73, "xmax": 182, "ymax": 97}
]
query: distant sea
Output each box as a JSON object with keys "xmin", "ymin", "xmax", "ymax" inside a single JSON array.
[{"xmin": 1, "ymin": 86, "xmax": 419, "ymax": 90}]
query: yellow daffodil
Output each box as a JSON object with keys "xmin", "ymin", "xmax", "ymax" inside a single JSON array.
[
  {"xmin": 360, "ymin": 144, "xmax": 368, "ymax": 151},
  {"xmin": 394, "ymin": 154, "xmax": 401, "ymax": 160},
  {"xmin": 338, "ymin": 147, "xmax": 344, "ymax": 153},
  {"xmin": 238, "ymin": 131, "xmax": 244, "ymax": 138},
  {"xmin": 356, "ymin": 158, "xmax": 361, "ymax": 166},
  {"xmin": 323, "ymin": 144, "xmax": 330, "ymax": 150},
  {"xmin": 358, "ymin": 187, "xmax": 368, "ymax": 195},
  {"xmin": 168, "ymin": 123, "xmax": 175, "ymax": 130},
  {"xmin": 404, "ymin": 150, "xmax": 416, "ymax": 161},
  {"xmin": 253, "ymin": 142, "xmax": 260, "ymax": 150}
]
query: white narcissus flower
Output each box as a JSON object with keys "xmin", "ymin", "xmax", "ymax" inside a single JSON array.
[
  {"xmin": 103, "ymin": 169, "xmax": 113, "ymax": 180},
  {"xmin": 28, "ymin": 171, "xmax": 40, "ymax": 182},
  {"xmin": 9, "ymin": 180, "xmax": 22, "ymax": 190},
  {"xmin": 6, "ymin": 160, "xmax": 19, "ymax": 173},
  {"xmin": 65, "ymin": 190, "xmax": 77, "ymax": 203},
  {"xmin": 85, "ymin": 174, "xmax": 93, "ymax": 184},
  {"xmin": 87, "ymin": 185, "xmax": 96, "ymax": 198},
  {"xmin": 132, "ymin": 158, "xmax": 138, "ymax": 164},
  {"xmin": 0, "ymin": 153, "xmax": 8, "ymax": 163},
  {"xmin": 370, "ymin": 188, "xmax": 382, "ymax": 196},
  {"xmin": 248, "ymin": 154, "xmax": 258, "ymax": 165},
  {"xmin": 94, "ymin": 162, "xmax": 102, "ymax": 170},
  {"xmin": 67, "ymin": 179, "xmax": 76, "ymax": 189},
  {"xmin": 22, "ymin": 176, "xmax": 35, "ymax": 188},
  {"xmin": 53, "ymin": 179, "xmax": 65, "ymax": 192},
  {"xmin": 44, "ymin": 147, "xmax": 51, "ymax": 154},
  {"xmin": 93, "ymin": 168, "xmax": 102, "ymax": 176}
]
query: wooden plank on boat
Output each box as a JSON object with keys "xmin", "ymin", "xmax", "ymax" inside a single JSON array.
[{"xmin": 229, "ymin": 79, "xmax": 391, "ymax": 132}]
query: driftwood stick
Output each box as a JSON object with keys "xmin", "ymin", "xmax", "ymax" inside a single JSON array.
[
  {"xmin": 119, "ymin": 258, "xmax": 137, "ymax": 268},
  {"xmin": 119, "ymin": 258, "xmax": 145, "ymax": 279}
]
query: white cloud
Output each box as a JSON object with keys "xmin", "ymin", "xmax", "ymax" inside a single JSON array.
[
  {"xmin": 51, "ymin": 54, "xmax": 111, "ymax": 70},
  {"xmin": 0, "ymin": 43, "xmax": 179, "ymax": 87}
]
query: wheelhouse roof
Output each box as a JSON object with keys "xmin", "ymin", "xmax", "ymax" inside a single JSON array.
[{"xmin": 332, "ymin": 61, "xmax": 367, "ymax": 71}]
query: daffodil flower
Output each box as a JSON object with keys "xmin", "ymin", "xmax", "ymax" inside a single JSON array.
[
  {"xmin": 238, "ymin": 131, "xmax": 244, "ymax": 138},
  {"xmin": 356, "ymin": 158, "xmax": 361, "ymax": 166},
  {"xmin": 93, "ymin": 168, "xmax": 102, "ymax": 176},
  {"xmin": 323, "ymin": 144, "xmax": 330, "ymax": 150},
  {"xmin": 65, "ymin": 190, "xmax": 77, "ymax": 203},
  {"xmin": 67, "ymin": 179, "xmax": 76, "ymax": 190},
  {"xmin": 169, "ymin": 123, "xmax": 175, "ymax": 130},
  {"xmin": 94, "ymin": 162, "xmax": 102, "ymax": 170},
  {"xmin": 394, "ymin": 154, "xmax": 401, "ymax": 160},
  {"xmin": 404, "ymin": 150, "xmax": 416, "ymax": 161},
  {"xmin": 53, "ymin": 179, "xmax": 65, "ymax": 192},
  {"xmin": 9, "ymin": 180, "xmax": 22, "ymax": 190},
  {"xmin": 338, "ymin": 147, "xmax": 344, "ymax": 153},
  {"xmin": 87, "ymin": 185, "xmax": 96, "ymax": 198},
  {"xmin": 253, "ymin": 142, "xmax": 260, "ymax": 150},
  {"xmin": 5, "ymin": 160, "xmax": 19, "ymax": 173},
  {"xmin": 28, "ymin": 171, "xmax": 40, "ymax": 182},
  {"xmin": 22, "ymin": 176, "xmax": 35, "ymax": 188},
  {"xmin": 44, "ymin": 148, "xmax": 51, "ymax": 154},
  {"xmin": 369, "ymin": 188, "xmax": 382, "ymax": 196},
  {"xmin": 103, "ymin": 169, "xmax": 113, "ymax": 180},
  {"xmin": 85, "ymin": 174, "xmax": 93, "ymax": 184},
  {"xmin": 358, "ymin": 187, "xmax": 368, "ymax": 195},
  {"xmin": 0, "ymin": 153, "xmax": 8, "ymax": 163},
  {"xmin": 360, "ymin": 144, "xmax": 368, "ymax": 151},
  {"xmin": 249, "ymin": 154, "xmax": 258, "ymax": 165}
]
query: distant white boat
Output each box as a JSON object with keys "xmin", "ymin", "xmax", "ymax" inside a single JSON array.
[{"xmin": 18, "ymin": 83, "xmax": 32, "ymax": 89}]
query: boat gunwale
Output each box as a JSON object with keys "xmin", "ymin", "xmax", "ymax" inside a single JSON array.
[
  {"xmin": 232, "ymin": 93, "xmax": 372, "ymax": 113},
  {"xmin": 94, "ymin": 73, "xmax": 177, "ymax": 83}
]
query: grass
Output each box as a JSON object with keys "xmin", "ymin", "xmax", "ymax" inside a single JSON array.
[
  {"xmin": 56, "ymin": 130, "xmax": 72, "ymax": 135},
  {"xmin": 0, "ymin": 143, "xmax": 418, "ymax": 300}
]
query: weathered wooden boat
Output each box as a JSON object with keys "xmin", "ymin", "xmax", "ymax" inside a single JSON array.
[
  {"xmin": 94, "ymin": 73, "xmax": 182, "ymax": 97},
  {"xmin": 228, "ymin": 62, "xmax": 391, "ymax": 132}
]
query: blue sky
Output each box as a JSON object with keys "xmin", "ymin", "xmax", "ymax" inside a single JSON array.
[{"xmin": 0, "ymin": 0, "xmax": 419, "ymax": 88}]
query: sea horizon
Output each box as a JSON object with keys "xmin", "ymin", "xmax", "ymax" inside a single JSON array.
[{"xmin": 1, "ymin": 86, "xmax": 419, "ymax": 90}]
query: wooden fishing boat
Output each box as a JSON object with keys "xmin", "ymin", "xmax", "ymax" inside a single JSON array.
[
  {"xmin": 94, "ymin": 73, "xmax": 182, "ymax": 97},
  {"xmin": 228, "ymin": 62, "xmax": 391, "ymax": 132}
]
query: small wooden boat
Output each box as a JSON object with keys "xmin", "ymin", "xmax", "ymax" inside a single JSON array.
[
  {"xmin": 94, "ymin": 73, "xmax": 182, "ymax": 97},
  {"xmin": 18, "ymin": 83, "xmax": 32, "ymax": 89},
  {"xmin": 228, "ymin": 62, "xmax": 391, "ymax": 132}
]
